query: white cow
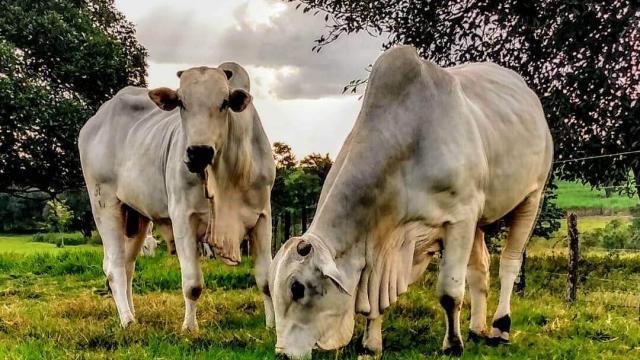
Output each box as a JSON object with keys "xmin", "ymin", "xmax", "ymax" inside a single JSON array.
[
  {"xmin": 269, "ymin": 46, "xmax": 552, "ymax": 358},
  {"xmin": 141, "ymin": 232, "xmax": 159, "ymax": 257},
  {"xmin": 79, "ymin": 63, "xmax": 275, "ymax": 331}
]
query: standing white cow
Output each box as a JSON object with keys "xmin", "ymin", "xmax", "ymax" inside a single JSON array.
[
  {"xmin": 79, "ymin": 63, "xmax": 275, "ymax": 331},
  {"xmin": 269, "ymin": 46, "xmax": 552, "ymax": 358}
]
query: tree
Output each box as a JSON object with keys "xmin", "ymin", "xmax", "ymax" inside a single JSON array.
[
  {"xmin": 43, "ymin": 199, "xmax": 74, "ymax": 233},
  {"xmin": 62, "ymin": 190, "xmax": 94, "ymax": 238},
  {"xmin": 272, "ymin": 142, "xmax": 297, "ymax": 170},
  {"xmin": 271, "ymin": 142, "xmax": 297, "ymax": 248},
  {"xmin": 291, "ymin": 0, "xmax": 639, "ymax": 238},
  {"xmin": 292, "ymin": 0, "xmax": 639, "ymax": 195},
  {"xmin": 0, "ymin": 193, "xmax": 45, "ymax": 232},
  {"xmin": 300, "ymin": 153, "xmax": 333, "ymax": 184},
  {"xmin": 270, "ymin": 144, "xmax": 334, "ymax": 251},
  {"xmin": 0, "ymin": 0, "xmax": 147, "ymax": 197},
  {"xmin": 286, "ymin": 168, "xmax": 322, "ymax": 233},
  {"xmin": 299, "ymin": 153, "xmax": 333, "ymax": 230}
]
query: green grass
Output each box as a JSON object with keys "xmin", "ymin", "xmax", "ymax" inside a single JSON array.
[
  {"xmin": 557, "ymin": 215, "xmax": 630, "ymax": 236},
  {"xmin": 0, "ymin": 245, "xmax": 638, "ymax": 359},
  {"xmin": 529, "ymin": 216, "xmax": 639, "ymax": 256},
  {"xmin": 0, "ymin": 233, "xmax": 101, "ymax": 254},
  {"xmin": 556, "ymin": 181, "xmax": 639, "ymax": 212}
]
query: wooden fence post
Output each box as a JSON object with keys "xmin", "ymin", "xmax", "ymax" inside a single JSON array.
[{"xmin": 566, "ymin": 212, "xmax": 579, "ymax": 305}]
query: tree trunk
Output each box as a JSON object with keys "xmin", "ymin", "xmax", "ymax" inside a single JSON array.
[
  {"xmin": 284, "ymin": 211, "xmax": 292, "ymax": 242},
  {"xmin": 301, "ymin": 206, "xmax": 308, "ymax": 233}
]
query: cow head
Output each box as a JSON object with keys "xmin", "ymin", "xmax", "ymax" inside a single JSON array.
[
  {"xmin": 148, "ymin": 66, "xmax": 252, "ymax": 174},
  {"xmin": 270, "ymin": 237, "xmax": 361, "ymax": 359}
]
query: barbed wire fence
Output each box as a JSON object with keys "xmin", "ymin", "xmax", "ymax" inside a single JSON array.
[
  {"xmin": 510, "ymin": 213, "xmax": 640, "ymax": 321},
  {"xmin": 513, "ymin": 150, "xmax": 640, "ymax": 321}
]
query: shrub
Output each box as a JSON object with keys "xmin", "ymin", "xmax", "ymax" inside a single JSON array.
[
  {"xmin": 31, "ymin": 232, "xmax": 58, "ymax": 244},
  {"xmin": 581, "ymin": 229, "xmax": 600, "ymax": 248},
  {"xmin": 87, "ymin": 231, "xmax": 102, "ymax": 245},
  {"xmin": 31, "ymin": 232, "xmax": 88, "ymax": 246},
  {"xmin": 581, "ymin": 218, "xmax": 635, "ymax": 250},
  {"xmin": 627, "ymin": 206, "xmax": 640, "ymax": 250},
  {"xmin": 31, "ymin": 233, "xmax": 47, "ymax": 243}
]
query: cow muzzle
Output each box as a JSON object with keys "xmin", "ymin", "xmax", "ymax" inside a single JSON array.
[{"xmin": 185, "ymin": 145, "xmax": 214, "ymax": 174}]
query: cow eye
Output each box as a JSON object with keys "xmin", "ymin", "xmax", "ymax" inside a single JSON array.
[{"xmin": 291, "ymin": 280, "xmax": 305, "ymax": 301}]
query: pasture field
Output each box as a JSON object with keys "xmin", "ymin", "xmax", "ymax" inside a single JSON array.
[
  {"xmin": 556, "ymin": 181, "xmax": 638, "ymax": 212},
  {"xmin": 0, "ymin": 233, "xmax": 101, "ymax": 254},
  {"xmin": 0, "ymin": 237, "xmax": 639, "ymax": 359}
]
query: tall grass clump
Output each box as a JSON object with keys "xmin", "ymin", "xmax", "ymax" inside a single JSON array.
[{"xmin": 0, "ymin": 251, "xmax": 102, "ymax": 277}]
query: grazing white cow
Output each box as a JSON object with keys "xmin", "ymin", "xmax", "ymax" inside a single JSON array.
[
  {"xmin": 79, "ymin": 63, "xmax": 275, "ymax": 331},
  {"xmin": 141, "ymin": 230, "xmax": 159, "ymax": 257},
  {"xmin": 269, "ymin": 46, "xmax": 552, "ymax": 358}
]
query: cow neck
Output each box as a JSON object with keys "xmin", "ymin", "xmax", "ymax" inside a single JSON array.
[
  {"xmin": 219, "ymin": 111, "xmax": 254, "ymax": 188},
  {"xmin": 306, "ymin": 126, "xmax": 417, "ymax": 256},
  {"xmin": 201, "ymin": 111, "xmax": 254, "ymax": 199}
]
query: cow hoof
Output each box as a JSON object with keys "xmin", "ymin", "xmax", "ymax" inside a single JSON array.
[
  {"xmin": 468, "ymin": 330, "xmax": 488, "ymax": 343},
  {"xmin": 120, "ymin": 317, "xmax": 135, "ymax": 329},
  {"xmin": 265, "ymin": 320, "xmax": 275, "ymax": 329},
  {"xmin": 361, "ymin": 341, "xmax": 383, "ymax": 356},
  {"xmin": 442, "ymin": 344, "xmax": 463, "ymax": 357},
  {"xmin": 357, "ymin": 354, "xmax": 381, "ymax": 360},
  {"xmin": 487, "ymin": 336, "xmax": 510, "ymax": 347},
  {"xmin": 181, "ymin": 322, "xmax": 199, "ymax": 334}
]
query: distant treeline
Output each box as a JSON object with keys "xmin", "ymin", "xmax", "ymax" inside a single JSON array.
[{"xmin": 270, "ymin": 142, "xmax": 333, "ymax": 250}]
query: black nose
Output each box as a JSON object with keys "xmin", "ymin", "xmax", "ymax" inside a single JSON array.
[{"xmin": 185, "ymin": 145, "xmax": 214, "ymax": 173}]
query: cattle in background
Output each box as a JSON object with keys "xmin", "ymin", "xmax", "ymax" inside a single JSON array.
[
  {"xmin": 141, "ymin": 227, "xmax": 159, "ymax": 257},
  {"xmin": 79, "ymin": 62, "xmax": 275, "ymax": 331},
  {"xmin": 269, "ymin": 46, "xmax": 552, "ymax": 358},
  {"xmin": 199, "ymin": 242, "xmax": 215, "ymax": 259}
]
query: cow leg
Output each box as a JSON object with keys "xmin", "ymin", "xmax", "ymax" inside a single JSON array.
[
  {"xmin": 156, "ymin": 221, "xmax": 175, "ymax": 255},
  {"xmin": 466, "ymin": 227, "xmax": 490, "ymax": 340},
  {"xmin": 250, "ymin": 213, "xmax": 274, "ymax": 328},
  {"xmin": 438, "ymin": 219, "xmax": 476, "ymax": 356},
  {"xmin": 362, "ymin": 316, "xmax": 383, "ymax": 354},
  {"xmin": 171, "ymin": 214, "xmax": 204, "ymax": 332},
  {"xmin": 490, "ymin": 190, "xmax": 543, "ymax": 344},
  {"xmin": 123, "ymin": 210, "xmax": 150, "ymax": 318},
  {"xmin": 87, "ymin": 183, "xmax": 135, "ymax": 327}
]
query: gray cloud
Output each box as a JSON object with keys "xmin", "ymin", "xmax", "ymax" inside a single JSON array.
[{"xmin": 135, "ymin": 1, "xmax": 384, "ymax": 99}]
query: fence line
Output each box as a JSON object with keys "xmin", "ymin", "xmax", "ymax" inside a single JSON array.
[
  {"xmin": 545, "ymin": 272, "xmax": 640, "ymax": 284},
  {"xmin": 553, "ymin": 150, "xmax": 640, "ymax": 164},
  {"xmin": 588, "ymin": 247, "xmax": 640, "ymax": 253}
]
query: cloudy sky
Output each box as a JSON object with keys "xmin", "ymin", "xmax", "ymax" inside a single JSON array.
[{"xmin": 114, "ymin": 0, "xmax": 385, "ymax": 158}]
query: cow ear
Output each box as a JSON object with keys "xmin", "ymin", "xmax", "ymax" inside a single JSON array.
[
  {"xmin": 149, "ymin": 87, "xmax": 180, "ymax": 111},
  {"xmin": 314, "ymin": 247, "xmax": 350, "ymax": 295},
  {"xmin": 228, "ymin": 89, "xmax": 252, "ymax": 112}
]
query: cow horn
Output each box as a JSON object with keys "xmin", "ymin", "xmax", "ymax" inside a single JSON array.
[{"xmin": 297, "ymin": 240, "xmax": 312, "ymax": 256}]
